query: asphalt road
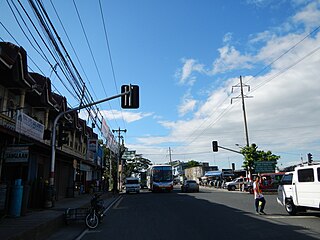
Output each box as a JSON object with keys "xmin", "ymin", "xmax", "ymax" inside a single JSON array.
[{"xmin": 77, "ymin": 186, "xmax": 320, "ymax": 240}]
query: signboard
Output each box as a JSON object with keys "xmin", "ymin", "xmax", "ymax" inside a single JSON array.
[
  {"xmin": 15, "ymin": 110, "xmax": 44, "ymax": 140},
  {"xmin": 254, "ymin": 161, "xmax": 276, "ymax": 173},
  {"xmin": 122, "ymin": 150, "xmax": 136, "ymax": 160},
  {"xmin": 5, "ymin": 146, "xmax": 29, "ymax": 163},
  {"xmin": 88, "ymin": 139, "xmax": 98, "ymax": 152},
  {"xmin": 80, "ymin": 163, "xmax": 92, "ymax": 171}
]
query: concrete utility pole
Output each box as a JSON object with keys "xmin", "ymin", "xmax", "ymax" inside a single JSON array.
[
  {"xmin": 169, "ymin": 147, "xmax": 172, "ymax": 165},
  {"xmin": 231, "ymin": 76, "xmax": 253, "ymax": 147},
  {"xmin": 112, "ymin": 127, "xmax": 127, "ymax": 191}
]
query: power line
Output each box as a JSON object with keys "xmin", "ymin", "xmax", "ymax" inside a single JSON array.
[
  {"xmin": 72, "ymin": 0, "xmax": 119, "ymax": 128},
  {"xmin": 98, "ymin": 0, "xmax": 126, "ymax": 128}
]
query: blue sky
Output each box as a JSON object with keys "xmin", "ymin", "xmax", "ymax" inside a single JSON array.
[{"xmin": 1, "ymin": 0, "xmax": 320, "ymax": 169}]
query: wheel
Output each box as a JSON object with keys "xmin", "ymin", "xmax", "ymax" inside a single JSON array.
[
  {"xmin": 230, "ymin": 185, "xmax": 236, "ymax": 191},
  {"xmin": 85, "ymin": 212, "xmax": 99, "ymax": 229},
  {"xmin": 285, "ymin": 200, "xmax": 297, "ymax": 216}
]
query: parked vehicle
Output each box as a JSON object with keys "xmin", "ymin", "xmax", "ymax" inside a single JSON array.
[
  {"xmin": 225, "ymin": 177, "xmax": 248, "ymax": 191},
  {"xmin": 125, "ymin": 177, "xmax": 141, "ymax": 194},
  {"xmin": 181, "ymin": 180, "xmax": 199, "ymax": 192},
  {"xmin": 85, "ymin": 193, "xmax": 105, "ymax": 229},
  {"xmin": 277, "ymin": 163, "xmax": 320, "ymax": 215}
]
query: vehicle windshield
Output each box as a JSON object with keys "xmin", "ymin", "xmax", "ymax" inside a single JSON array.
[
  {"xmin": 153, "ymin": 166, "xmax": 173, "ymax": 182},
  {"xmin": 187, "ymin": 180, "xmax": 197, "ymax": 184},
  {"xmin": 126, "ymin": 180, "xmax": 139, "ymax": 184}
]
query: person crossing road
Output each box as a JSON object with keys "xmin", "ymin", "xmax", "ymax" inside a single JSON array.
[{"xmin": 253, "ymin": 176, "xmax": 266, "ymax": 215}]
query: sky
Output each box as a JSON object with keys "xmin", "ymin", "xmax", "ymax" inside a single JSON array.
[{"xmin": 1, "ymin": 0, "xmax": 320, "ymax": 170}]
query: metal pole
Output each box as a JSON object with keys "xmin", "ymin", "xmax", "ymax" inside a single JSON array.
[{"xmin": 50, "ymin": 90, "xmax": 130, "ymax": 187}]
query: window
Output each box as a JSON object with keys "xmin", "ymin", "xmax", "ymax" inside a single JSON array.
[
  {"xmin": 317, "ymin": 167, "xmax": 320, "ymax": 182},
  {"xmin": 298, "ymin": 169, "xmax": 314, "ymax": 182},
  {"xmin": 281, "ymin": 174, "xmax": 293, "ymax": 185}
]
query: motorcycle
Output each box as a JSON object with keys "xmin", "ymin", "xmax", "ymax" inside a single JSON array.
[{"xmin": 85, "ymin": 193, "xmax": 105, "ymax": 229}]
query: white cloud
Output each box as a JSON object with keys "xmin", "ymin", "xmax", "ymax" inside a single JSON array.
[
  {"xmin": 178, "ymin": 92, "xmax": 197, "ymax": 116},
  {"xmin": 292, "ymin": 1, "xmax": 320, "ymax": 30},
  {"xmin": 176, "ymin": 58, "xmax": 205, "ymax": 86},
  {"xmin": 102, "ymin": 110, "xmax": 153, "ymax": 123},
  {"xmin": 210, "ymin": 45, "xmax": 254, "ymax": 74},
  {"xmin": 133, "ymin": 2, "xmax": 320, "ymax": 167},
  {"xmin": 80, "ymin": 109, "xmax": 153, "ymax": 124}
]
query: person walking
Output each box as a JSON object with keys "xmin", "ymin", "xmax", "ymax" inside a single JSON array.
[{"xmin": 253, "ymin": 176, "xmax": 266, "ymax": 215}]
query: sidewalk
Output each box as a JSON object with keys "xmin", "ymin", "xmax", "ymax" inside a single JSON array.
[{"xmin": 0, "ymin": 192, "xmax": 119, "ymax": 240}]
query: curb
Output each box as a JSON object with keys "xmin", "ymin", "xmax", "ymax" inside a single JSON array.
[{"xmin": 75, "ymin": 195, "xmax": 122, "ymax": 240}]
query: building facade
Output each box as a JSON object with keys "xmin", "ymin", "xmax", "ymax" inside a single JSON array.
[{"xmin": 0, "ymin": 42, "xmax": 106, "ymax": 213}]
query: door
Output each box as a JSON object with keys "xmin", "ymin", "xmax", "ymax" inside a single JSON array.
[
  {"xmin": 295, "ymin": 168, "xmax": 315, "ymax": 207},
  {"xmin": 277, "ymin": 173, "xmax": 293, "ymax": 205}
]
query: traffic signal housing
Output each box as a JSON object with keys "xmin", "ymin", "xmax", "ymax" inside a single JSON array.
[
  {"xmin": 212, "ymin": 141, "xmax": 218, "ymax": 152},
  {"xmin": 57, "ymin": 124, "xmax": 69, "ymax": 147},
  {"xmin": 121, "ymin": 85, "xmax": 139, "ymax": 109},
  {"xmin": 307, "ymin": 153, "xmax": 313, "ymax": 164}
]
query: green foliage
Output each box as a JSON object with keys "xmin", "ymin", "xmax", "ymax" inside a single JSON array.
[
  {"xmin": 185, "ymin": 160, "xmax": 200, "ymax": 169},
  {"xmin": 123, "ymin": 156, "xmax": 152, "ymax": 177},
  {"xmin": 240, "ymin": 143, "xmax": 280, "ymax": 173}
]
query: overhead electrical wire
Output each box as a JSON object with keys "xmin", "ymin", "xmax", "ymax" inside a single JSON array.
[
  {"xmin": 72, "ymin": 0, "xmax": 119, "ymax": 130},
  {"xmin": 16, "ymin": 0, "xmax": 81, "ymax": 101},
  {"xmin": 34, "ymin": 0, "xmax": 102, "ymax": 128},
  {"xmin": 49, "ymin": 0, "xmax": 101, "ymax": 111},
  {"xmin": 183, "ymin": 25, "xmax": 320, "ymax": 150},
  {"xmin": 6, "ymin": 0, "xmax": 79, "ymax": 100},
  {"xmin": 98, "ymin": 0, "xmax": 126, "ymax": 129}
]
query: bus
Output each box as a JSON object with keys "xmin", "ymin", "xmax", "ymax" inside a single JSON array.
[{"xmin": 147, "ymin": 165, "xmax": 173, "ymax": 192}]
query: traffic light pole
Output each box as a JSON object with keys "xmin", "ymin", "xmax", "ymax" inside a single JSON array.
[
  {"xmin": 217, "ymin": 145, "xmax": 242, "ymax": 155},
  {"xmin": 50, "ymin": 90, "xmax": 131, "ymax": 187}
]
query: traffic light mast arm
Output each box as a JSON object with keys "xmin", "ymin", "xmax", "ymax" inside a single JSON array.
[
  {"xmin": 218, "ymin": 145, "xmax": 242, "ymax": 155},
  {"xmin": 50, "ymin": 89, "xmax": 132, "ymax": 186}
]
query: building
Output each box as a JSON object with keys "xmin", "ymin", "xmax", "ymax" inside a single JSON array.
[{"xmin": 0, "ymin": 42, "xmax": 107, "ymax": 213}]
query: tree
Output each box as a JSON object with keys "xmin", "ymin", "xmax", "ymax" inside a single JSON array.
[
  {"xmin": 185, "ymin": 160, "xmax": 200, "ymax": 169},
  {"xmin": 123, "ymin": 156, "xmax": 152, "ymax": 178},
  {"xmin": 240, "ymin": 143, "xmax": 280, "ymax": 176}
]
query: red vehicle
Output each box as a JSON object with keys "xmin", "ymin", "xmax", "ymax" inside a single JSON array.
[{"xmin": 259, "ymin": 172, "xmax": 285, "ymax": 192}]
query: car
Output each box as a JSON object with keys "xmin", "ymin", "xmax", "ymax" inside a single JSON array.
[
  {"xmin": 277, "ymin": 164, "xmax": 320, "ymax": 215},
  {"xmin": 225, "ymin": 177, "xmax": 248, "ymax": 191},
  {"xmin": 125, "ymin": 177, "xmax": 141, "ymax": 194},
  {"xmin": 181, "ymin": 180, "xmax": 199, "ymax": 192}
]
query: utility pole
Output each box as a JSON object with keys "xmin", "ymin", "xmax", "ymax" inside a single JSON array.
[
  {"xmin": 169, "ymin": 147, "xmax": 172, "ymax": 165},
  {"xmin": 112, "ymin": 127, "xmax": 127, "ymax": 192},
  {"xmin": 231, "ymin": 76, "xmax": 253, "ymax": 147}
]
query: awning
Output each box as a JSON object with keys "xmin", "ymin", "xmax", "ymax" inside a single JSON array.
[{"xmin": 204, "ymin": 171, "xmax": 222, "ymax": 177}]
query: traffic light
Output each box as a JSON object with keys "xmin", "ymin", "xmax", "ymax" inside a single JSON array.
[
  {"xmin": 121, "ymin": 85, "xmax": 139, "ymax": 109},
  {"xmin": 212, "ymin": 141, "xmax": 218, "ymax": 152},
  {"xmin": 307, "ymin": 153, "xmax": 313, "ymax": 164},
  {"xmin": 57, "ymin": 124, "xmax": 69, "ymax": 147}
]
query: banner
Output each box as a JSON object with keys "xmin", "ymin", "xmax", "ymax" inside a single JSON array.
[
  {"xmin": 15, "ymin": 110, "xmax": 44, "ymax": 140},
  {"xmin": 101, "ymin": 118, "xmax": 110, "ymax": 140}
]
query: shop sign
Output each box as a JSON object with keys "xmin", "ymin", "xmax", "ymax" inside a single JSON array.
[
  {"xmin": 80, "ymin": 163, "xmax": 92, "ymax": 171},
  {"xmin": 5, "ymin": 146, "xmax": 29, "ymax": 163},
  {"xmin": 15, "ymin": 110, "xmax": 44, "ymax": 140},
  {"xmin": 88, "ymin": 139, "xmax": 97, "ymax": 152}
]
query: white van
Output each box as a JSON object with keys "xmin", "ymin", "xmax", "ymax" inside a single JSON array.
[
  {"xmin": 277, "ymin": 163, "xmax": 320, "ymax": 215},
  {"xmin": 125, "ymin": 177, "xmax": 140, "ymax": 194}
]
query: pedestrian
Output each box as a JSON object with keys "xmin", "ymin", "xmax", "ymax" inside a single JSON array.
[{"xmin": 253, "ymin": 176, "xmax": 266, "ymax": 215}]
